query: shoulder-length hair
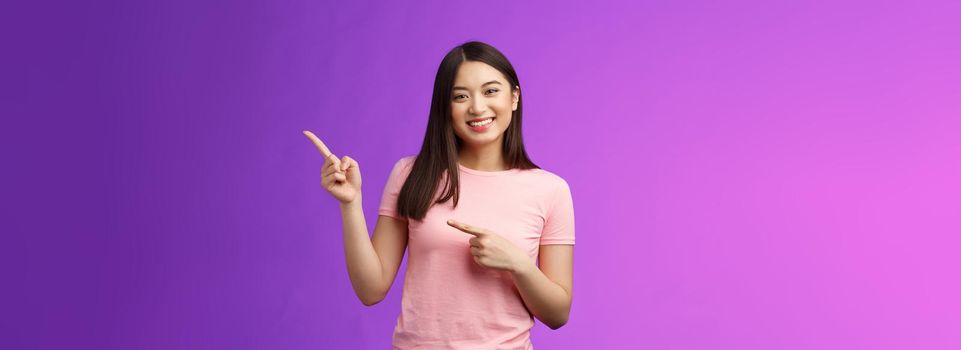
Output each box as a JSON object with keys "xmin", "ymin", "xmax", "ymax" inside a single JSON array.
[{"xmin": 397, "ymin": 41, "xmax": 539, "ymax": 221}]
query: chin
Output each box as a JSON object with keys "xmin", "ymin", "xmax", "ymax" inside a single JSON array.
[{"xmin": 459, "ymin": 130, "xmax": 503, "ymax": 143}]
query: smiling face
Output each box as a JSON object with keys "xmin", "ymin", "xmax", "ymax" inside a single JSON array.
[{"xmin": 450, "ymin": 60, "xmax": 520, "ymax": 150}]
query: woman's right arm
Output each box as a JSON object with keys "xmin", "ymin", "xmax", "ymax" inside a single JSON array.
[
  {"xmin": 340, "ymin": 200, "xmax": 408, "ymax": 306},
  {"xmin": 304, "ymin": 130, "xmax": 408, "ymax": 306}
]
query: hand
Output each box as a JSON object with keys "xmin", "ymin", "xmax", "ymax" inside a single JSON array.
[
  {"xmin": 447, "ymin": 219, "xmax": 534, "ymax": 274},
  {"xmin": 303, "ymin": 130, "xmax": 361, "ymax": 204}
]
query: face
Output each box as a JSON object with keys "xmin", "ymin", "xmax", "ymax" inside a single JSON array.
[{"xmin": 450, "ymin": 60, "xmax": 520, "ymax": 149}]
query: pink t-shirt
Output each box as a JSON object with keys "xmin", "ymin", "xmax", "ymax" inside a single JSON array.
[{"xmin": 378, "ymin": 155, "xmax": 575, "ymax": 350}]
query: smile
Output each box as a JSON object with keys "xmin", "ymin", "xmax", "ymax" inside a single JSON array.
[{"xmin": 467, "ymin": 117, "xmax": 495, "ymax": 132}]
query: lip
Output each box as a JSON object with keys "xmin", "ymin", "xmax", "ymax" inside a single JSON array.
[
  {"xmin": 466, "ymin": 116, "xmax": 495, "ymax": 123},
  {"xmin": 466, "ymin": 117, "xmax": 496, "ymax": 132}
]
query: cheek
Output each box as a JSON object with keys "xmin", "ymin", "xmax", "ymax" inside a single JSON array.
[
  {"xmin": 451, "ymin": 104, "xmax": 469, "ymax": 119},
  {"xmin": 451, "ymin": 108, "xmax": 471, "ymax": 131},
  {"xmin": 498, "ymin": 99, "xmax": 514, "ymax": 124},
  {"xmin": 497, "ymin": 97, "xmax": 514, "ymax": 110},
  {"xmin": 500, "ymin": 115, "xmax": 512, "ymax": 130}
]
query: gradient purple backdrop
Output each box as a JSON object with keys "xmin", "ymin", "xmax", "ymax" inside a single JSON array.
[{"xmin": 4, "ymin": 0, "xmax": 960, "ymax": 349}]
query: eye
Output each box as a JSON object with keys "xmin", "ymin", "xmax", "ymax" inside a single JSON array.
[
  {"xmin": 485, "ymin": 89, "xmax": 499, "ymax": 95},
  {"xmin": 453, "ymin": 94, "xmax": 467, "ymax": 100}
]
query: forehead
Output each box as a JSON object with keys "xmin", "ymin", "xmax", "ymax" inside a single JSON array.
[{"xmin": 453, "ymin": 61, "xmax": 508, "ymax": 87}]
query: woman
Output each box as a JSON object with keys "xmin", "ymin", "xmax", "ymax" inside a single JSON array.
[{"xmin": 304, "ymin": 41, "xmax": 574, "ymax": 349}]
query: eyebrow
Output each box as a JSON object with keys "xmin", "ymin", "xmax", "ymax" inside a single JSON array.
[{"xmin": 452, "ymin": 80, "xmax": 503, "ymax": 91}]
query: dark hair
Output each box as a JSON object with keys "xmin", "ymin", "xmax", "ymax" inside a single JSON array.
[{"xmin": 397, "ymin": 41, "xmax": 539, "ymax": 221}]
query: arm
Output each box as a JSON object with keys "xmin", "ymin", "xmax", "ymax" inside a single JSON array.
[
  {"xmin": 446, "ymin": 220, "xmax": 574, "ymax": 329},
  {"xmin": 340, "ymin": 198, "xmax": 409, "ymax": 306},
  {"xmin": 511, "ymin": 244, "xmax": 573, "ymax": 329},
  {"xmin": 302, "ymin": 131, "xmax": 408, "ymax": 306}
]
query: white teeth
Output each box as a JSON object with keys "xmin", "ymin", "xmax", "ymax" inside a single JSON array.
[{"xmin": 468, "ymin": 118, "xmax": 494, "ymax": 127}]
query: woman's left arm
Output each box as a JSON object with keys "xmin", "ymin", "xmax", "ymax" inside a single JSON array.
[
  {"xmin": 511, "ymin": 244, "xmax": 573, "ymax": 330},
  {"xmin": 446, "ymin": 220, "xmax": 573, "ymax": 329}
]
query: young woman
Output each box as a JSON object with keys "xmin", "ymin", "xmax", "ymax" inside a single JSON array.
[{"xmin": 304, "ymin": 41, "xmax": 575, "ymax": 349}]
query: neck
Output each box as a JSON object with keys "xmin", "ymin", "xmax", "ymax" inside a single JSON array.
[{"xmin": 458, "ymin": 141, "xmax": 507, "ymax": 171}]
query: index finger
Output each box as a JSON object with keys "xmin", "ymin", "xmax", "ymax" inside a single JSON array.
[
  {"xmin": 447, "ymin": 219, "xmax": 484, "ymax": 236},
  {"xmin": 303, "ymin": 130, "xmax": 335, "ymax": 158}
]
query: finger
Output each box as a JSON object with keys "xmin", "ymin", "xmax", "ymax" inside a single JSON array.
[
  {"xmin": 470, "ymin": 246, "xmax": 481, "ymax": 256},
  {"xmin": 303, "ymin": 130, "xmax": 335, "ymax": 159},
  {"xmin": 322, "ymin": 165, "xmax": 338, "ymax": 177},
  {"xmin": 344, "ymin": 156, "xmax": 359, "ymax": 172},
  {"xmin": 340, "ymin": 156, "xmax": 351, "ymax": 171},
  {"xmin": 332, "ymin": 172, "xmax": 347, "ymax": 183},
  {"xmin": 324, "ymin": 155, "xmax": 342, "ymax": 171},
  {"xmin": 322, "ymin": 173, "xmax": 335, "ymax": 189},
  {"xmin": 447, "ymin": 219, "xmax": 483, "ymax": 236},
  {"xmin": 469, "ymin": 237, "xmax": 480, "ymax": 247},
  {"xmin": 323, "ymin": 160, "xmax": 344, "ymax": 177}
]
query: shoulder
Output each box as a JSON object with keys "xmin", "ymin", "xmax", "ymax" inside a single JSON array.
[
  {"xmin": 520, "ymin": 167, "xmax": 572, "ymax": 200},
  {"xmin": 393, "ymin": 155, "xmax": 417, "ymax": 171},
  {"xmin": 385, "ymin": 155, "xmax": 417, "ymax": 183},
  {"xmin": 399, "ymin": 155, "xmax": 417, "ymax": 165},
  {"xmin": 527, "ymin": 167, "xmax": 570, "ymax": 190}
]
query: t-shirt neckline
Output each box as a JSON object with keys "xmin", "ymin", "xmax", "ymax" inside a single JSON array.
[{"xmin": 457, "ymin": 162, "xmax": 521, "ymax": 177}]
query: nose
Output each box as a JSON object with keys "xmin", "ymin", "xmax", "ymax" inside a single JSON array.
[{"xmin": 468, "ymin": 98, "xmax": 487, "ymax": 115}]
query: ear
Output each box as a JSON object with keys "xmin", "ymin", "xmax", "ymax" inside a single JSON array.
[{"xmin": 512, "ymin": 86, "xmax": 520, "ymax": 111}]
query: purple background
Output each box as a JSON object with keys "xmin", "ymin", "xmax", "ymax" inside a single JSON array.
[{"xmin": 4, "ymin": 0, "xmax": 960, "ymax": 349}]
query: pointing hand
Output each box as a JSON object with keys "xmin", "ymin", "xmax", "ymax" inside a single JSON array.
[
  {"xmin": 447, "ymin": 219, "xmax": 534, "ymax": 274},
  {"xmin": 303, "ymin": 130, "xmax": 361, "ymax": 204}
]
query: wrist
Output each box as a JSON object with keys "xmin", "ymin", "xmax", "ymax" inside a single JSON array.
[
  {"xmin": 339, "ymin": 197, "xmax": 362, "ymax": 210},
  {"xmin": 511, "ymin": 258, "xmax": 537, "ymax": 277}
]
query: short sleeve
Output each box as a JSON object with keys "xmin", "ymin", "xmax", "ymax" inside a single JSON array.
[
  {"xmin": 378, "ymin": 157, "xmax": 413, "ymax": 221},
  {"xmin": 540, "ymin": 178, "xmax": 575, "ymax": 245}
]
